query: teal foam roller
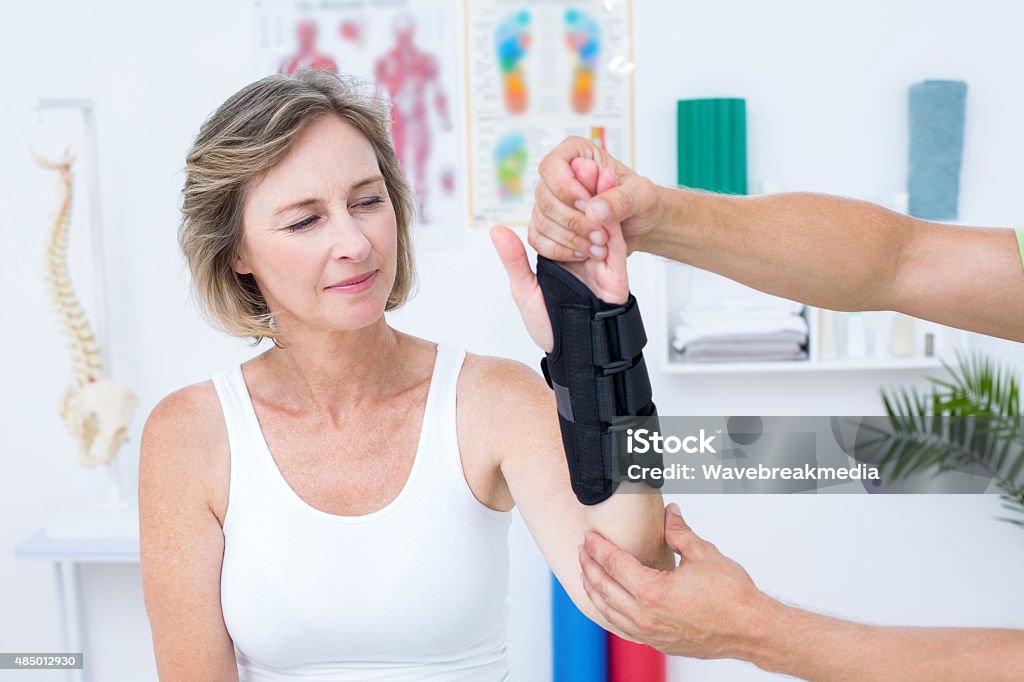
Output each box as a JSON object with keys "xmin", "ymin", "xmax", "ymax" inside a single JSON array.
[{"xmin": 677, "ymin": 98, "xmax": 747, "ymax": 195}]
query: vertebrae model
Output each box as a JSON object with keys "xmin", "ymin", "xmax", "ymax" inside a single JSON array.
[{"xmin": 35, "ymin": 149, "xmax": 138, "ymax": 468}]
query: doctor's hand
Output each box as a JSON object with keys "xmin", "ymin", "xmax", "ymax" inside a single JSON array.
[
  {"xmin": 491, "ymin": 158, "xmax": 628, "ymax": 352},
  {"xmin": 580, "ymin": 503, "xmax": 768, "ymax": 660},
  {"xmin": 581, "ymin": 506, "xmax": 1024, "ymax": 682},
  {"xmin": 530, "ymin": 136, "xmax": 666, "ymax": 260}
]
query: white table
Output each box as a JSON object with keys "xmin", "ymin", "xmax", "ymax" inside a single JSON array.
[{"xmin": 14, "ymin": 530, "xmax": 140, "ymax": 682}]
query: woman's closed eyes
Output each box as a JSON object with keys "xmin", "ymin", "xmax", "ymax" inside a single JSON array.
[{"xmin": 285, "ymin": 196, "xmax": 386, "ymax": 232}]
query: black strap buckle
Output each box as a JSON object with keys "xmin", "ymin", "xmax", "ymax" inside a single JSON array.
[
  {"xmin": 601, "ymin": 359, "xmax": 632, "ymax": 375},
  {"xmin": 592, "ymin": 296, "xmax": 647, "ymax": 369}
]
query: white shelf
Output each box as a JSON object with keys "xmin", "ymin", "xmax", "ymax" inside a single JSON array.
[
  {"xmin": 663, "ymin": 356, "xmax": 945, "ymax": 375},
  {"xmin": 652, "ymin": 258, "xmax": 971, "ymax": 376}
]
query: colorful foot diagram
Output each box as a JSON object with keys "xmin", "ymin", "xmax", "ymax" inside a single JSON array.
[
  {"xmin": 496, "ymin": 11, "xmax": 531, "ymax": 115},
  {"xmin": 494, "ymin": 132, "xmax": 528, "ymax": 201},
  {"xmin": 565, "ymin": 9, "xmax": 600, "ymax": 115}
]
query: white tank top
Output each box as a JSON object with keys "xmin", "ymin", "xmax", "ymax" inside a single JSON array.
[{"xmin": 211, "ymin": 344, "xmax": 514, "ymax": 681}]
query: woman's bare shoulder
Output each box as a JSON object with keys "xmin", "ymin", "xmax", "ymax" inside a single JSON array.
[
  {"xmin": 457, "ymin": 352, "xmax": 554, "ymax": 433},
  {"xmin": 140, "ymin": 380, "xmax": 229, "ymax": 519},
  {"xmin": 144, "ymin": 381, "xmax": 226, "ymax": 449}
]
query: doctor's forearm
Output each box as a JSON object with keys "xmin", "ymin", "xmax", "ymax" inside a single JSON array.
[
  {"xmin": 639, "ymin": 189, "xmax": 1024, "ymax": 340},
  {"xmin": 751, "ymin": 600, "xmax": 1024, "ymax": 682},
  {"xmin": 638, "ymin": 189, "xmax": 911, "ymax": 312}
]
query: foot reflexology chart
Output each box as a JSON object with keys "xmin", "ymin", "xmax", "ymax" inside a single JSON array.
[{"xmin": 465, "ymin": 0, "xmax": 634, "ymax": 225}]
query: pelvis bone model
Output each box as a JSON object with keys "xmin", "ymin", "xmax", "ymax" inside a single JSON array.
[{"xmin": 36, "ymin": 149, "xmax": 139, "ymax": 468}]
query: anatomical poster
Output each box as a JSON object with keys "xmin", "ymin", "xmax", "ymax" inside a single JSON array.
[
  {"xmin": 254, "ymin": 0, "xmax": 465, "ymax": 249},
  {"xmin": 465, "ymin": 0, "xmax": 634, "ymax": 226}
]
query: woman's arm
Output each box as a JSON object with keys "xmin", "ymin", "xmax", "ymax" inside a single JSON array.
[
  {"xmin": 139, "ymin": 385, "xmax": 240, "ymax": 681},
  {"xmin": 457, "ymin": 355, "xmax": 673, "ymax": 639},
  {"xmin": 488, "ymin": 158, "xmax": 673, "ymax": 635}
]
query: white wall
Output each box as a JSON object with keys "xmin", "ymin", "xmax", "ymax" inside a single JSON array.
[{"xmin": 2, "ymin": 1, "xmax": 1022, "ymax": 681}]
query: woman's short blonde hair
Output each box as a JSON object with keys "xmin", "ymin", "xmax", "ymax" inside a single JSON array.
[{"xmin": 179, "ymin": 70, "xmax": 416, "ymax": 346}]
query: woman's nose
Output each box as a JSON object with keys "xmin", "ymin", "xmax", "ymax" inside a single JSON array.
[{"xmin": 326, "ymin": 215, "xmax": 372, "ymax": 262}]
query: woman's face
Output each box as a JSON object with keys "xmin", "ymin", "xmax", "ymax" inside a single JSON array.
[{"xmin": 236, "ymin": 114, "xmax": 398, "ymax": 335}]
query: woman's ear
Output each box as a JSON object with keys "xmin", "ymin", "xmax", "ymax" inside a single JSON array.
[
  {"xmin": 233, "ymin": 247, "xmax": 253, "ymax": 275},
  {"xmin": 234, "ymin": 257, "xmax": 253, "ymax": 276}
]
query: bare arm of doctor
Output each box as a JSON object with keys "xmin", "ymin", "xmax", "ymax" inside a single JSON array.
[
  {"xmin": 529, "ymin": 136, "xmax": 1024, "ymax": 343},
  {"xmin": 140, "ymin": 387, "xmax": 239, "ymax": 681},
  {"xmin": 579, "ymin": 504, "xmax": 1024, "ymax": 681},
  {"xmin": 476, "ymin": 159, "xmax": 674, "ymax": 638}
]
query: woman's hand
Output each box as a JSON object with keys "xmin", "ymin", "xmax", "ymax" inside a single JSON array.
[{"xmin": 491, "ymin": 158, "xmax": 629, "ymax": 352}]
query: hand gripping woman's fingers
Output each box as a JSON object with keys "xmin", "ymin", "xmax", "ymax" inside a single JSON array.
[
  {"xmin": 574, "ymin": 158, "xmax": 611, "ymax": 255},
  {"xmin": 532, "ymin": 167, "xmax": 605, "ymax": 253},
  {"xmin": 528, "ymin": 202, "xmax": 591, "ymax": 260},
  {"xmin": 584, "ymin": 180, "xmax": 641, "ymax": 228},
  {"xmin": 597, "ymin": 167, "xmax": 628, "ymax": 262},
  {"xmin": 537, "ymin": 136, "xmax": 602, "ymax": 207}
]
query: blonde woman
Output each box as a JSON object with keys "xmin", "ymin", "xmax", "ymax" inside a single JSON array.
[{"xmin": 139, "ymin": 70, "xmax": 670, "ymax": 681}]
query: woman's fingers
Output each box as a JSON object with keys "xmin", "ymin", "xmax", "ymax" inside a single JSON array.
[
  {"xmin": 528, "ymin": 195, "xmax": 597, "ymax": 259},
  {"xmin": 570, "ymin": 157, "xmax": 600, "ymax": 196},
  {"xmin": 489, "ymin": 225, "xmax": 554, "ymax": 352},
  {"xmin": 490, "ymin": 225, "xmax": 534, "ymax": 302}
]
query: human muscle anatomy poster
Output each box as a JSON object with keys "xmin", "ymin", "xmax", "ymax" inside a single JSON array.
[{"xmin": 255, "ymin": 0, "xmax": 465, "ymax": 248}]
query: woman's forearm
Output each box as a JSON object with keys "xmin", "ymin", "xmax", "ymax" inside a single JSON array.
[
  {"xmin": 640, "ymin": 189, "xmax": 911, "ymax": 312},
  {"xmin": 751, "ymin": 600, "xmax": 1024, "ymax": 682},
  {"xmin": 584, "ymin": 484, "xmax": 675, "ymax": 570}
]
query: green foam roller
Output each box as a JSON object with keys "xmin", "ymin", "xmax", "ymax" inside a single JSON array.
[{"xmin": 677, "ymin": 98, "xmax": 747, "ymax": 195}]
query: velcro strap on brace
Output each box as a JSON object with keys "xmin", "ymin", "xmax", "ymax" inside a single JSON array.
[{"xmin": 536, "ymin": 255, "xmax": 663, "ymax": 506}]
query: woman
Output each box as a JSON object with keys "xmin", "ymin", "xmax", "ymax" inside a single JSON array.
[{"xmin": 139, "ymin": 69, "xmax": 670, "ymax": 680}]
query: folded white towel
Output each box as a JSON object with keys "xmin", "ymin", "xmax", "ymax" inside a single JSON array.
[
  {"xmin": 673, "ymin": 316, "xmax": 808, "ymax": 351},
  {"xmin": 677, "ymin": 346, "xmax": 808, "ymax": 363},
  {"xmin": 678, "ymin": 331, "xmax": 807, "ymax": 351}
]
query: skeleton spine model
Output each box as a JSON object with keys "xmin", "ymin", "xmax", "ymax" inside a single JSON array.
[
  {"xmin": 35, "ymin": 150, "xmax": 138, "ymax": 470},
  {"xmin": 38, "ymin": 151, "xmax": 104, "ymax": 386}
]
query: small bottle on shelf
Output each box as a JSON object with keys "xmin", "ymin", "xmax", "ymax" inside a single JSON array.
[
  {"xmin": 891, "ymin": 314, "xmax": 916, "ymax": 357},
  {"xmin": 845, "ymin": 312, "xmax": 867, "ymax": 359},
  {"xmin": 818, "ymin": 309, "xmax": 838, "ymax": 360}
]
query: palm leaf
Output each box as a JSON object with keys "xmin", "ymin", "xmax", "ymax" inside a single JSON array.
[{"xmin": 879, "ymin": 351, "xmax": 1024, "ymax": 528}]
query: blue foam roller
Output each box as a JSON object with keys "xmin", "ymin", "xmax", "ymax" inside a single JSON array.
[
  {"xmin": 551, "ymin": 573, "xmax": 607, "ymax": 682},
  {"xmin": 908, "ymin": 80, "xmax": 967, "ymax": 220}
]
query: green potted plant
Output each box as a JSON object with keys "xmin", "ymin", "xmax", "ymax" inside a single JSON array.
[{"xmin": 871, "ymin": 351, "xmax": 1024, "ymax": 527}]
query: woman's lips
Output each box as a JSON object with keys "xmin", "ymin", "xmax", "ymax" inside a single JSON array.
[{"xmin": 325, "ymin": 270, "xmax": 378, "ymax": 293}]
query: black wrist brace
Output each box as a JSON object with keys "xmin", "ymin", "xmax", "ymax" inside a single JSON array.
[{"xmin": 535, "ymin": 255, "xmax": 663, "ymax": 505}]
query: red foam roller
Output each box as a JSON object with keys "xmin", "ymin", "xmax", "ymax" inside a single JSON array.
[{"xmin": 608, "ymin": 633, "xmax": 666, "ymax": 682}]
